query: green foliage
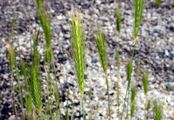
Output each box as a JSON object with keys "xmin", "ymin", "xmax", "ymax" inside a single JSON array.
[
  {"xmin": 116, "ymin": 48, "xmax": 120, "ymax": 66},
  {"xmin": 115, "ymin": 8, "xmax": 121, "ymax": 32},
  {"xmin": 134, "ymin": 0, "xmax": 144, "ymax": 39},
  {"xmin": 6, "ymin": 43, "xmax": 15, "ymax": 71},
  {"xmin": 70, "ymin": 13, "xmax": 85, "ymax": 96},
  {"xmin": 95, "ymin": 32, "xmax": 108, "ymax": 74},
  {"xmin": 36, "ymin": 0, "xmax": 53, "ymax": 62},
  {"xmin": 29, "ymin": 32, "xmax": 42, "ymax": 115},
  {"xmin": 127, "ymin": 60, "xmax": 133, "ymax": 88},
  {"xmin": 142, "ymin": 71, "xmax": 148, "ymax": 95},
  {"xmin": 146, "ymin": 99, "xmax": 151, "ymax": 111},
  {"xmin": 153, "ymin": 102, "xmax": 163, "ymax": 120},
  {"xmin": 155, "ymin": 0, "xmax": 162, "ymax": 6},
  {"xmin": 130, "ymin": 86, "xmax": 137, "ymax": 119},
  {"xmin": 95, "ymin": 31, "xmax": 111, "ymax": 119},
  {"xmin": 115, "ymin": 48, "xmax": 120, "ymax": 115}
]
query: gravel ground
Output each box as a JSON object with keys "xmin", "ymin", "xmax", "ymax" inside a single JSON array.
[{"xmin": 0, "ymin": 0, "xmax": 174, "ymax": 120}]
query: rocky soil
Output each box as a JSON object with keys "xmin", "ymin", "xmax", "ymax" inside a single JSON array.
[{"xmin": 0, "ymin": 0, "xmax": 174, "ymax": 119}]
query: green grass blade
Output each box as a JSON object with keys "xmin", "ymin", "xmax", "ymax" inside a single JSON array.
[
  {"xmin": 115, "ymin": 8, "xmax": 121, "ymax": 32},
  {"xmin": 95, "ymin": 32, "xmax": 108, "ymax": 74},
  {"xmin": 153, "ymin": 102, "xmax": 163, "ymax": 120},
  {"xmin": 127, "ymin": 60, "xmax": 133, "ymax": 88},
  {"xmin": 142, "ymin": 71, "xmax": 148, "ymax": 95},
  {"xmin": 155, "ymin": 0, "xmax": 161, "ymax": 6},
  {"xmin": 134, "ymin": 0, "xmax": 144, "ymax": 39},
  {"xmin": 130, "ymin": 86, "xmax": 137, "ymax": 119},
  {"xmin": 116, "ymin": 48, "xmax": 120, "ymax": 66},
  {"xmin": 115, "ymin": 48, "xmax": 120, "ymax": 116},
  {"xmin": 70, "ymin": 13, "xmax": 85, "ymax": 95}
]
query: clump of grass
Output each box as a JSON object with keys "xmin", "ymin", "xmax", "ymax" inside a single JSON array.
[
  {"xmin": 70, "ymin": 12, "xmax": 85, "ymax": 119},
  {"xmin": 155, "ymin": 0, "xmax": 162, "ymax": 6},
  {"xmin": 153, "ymin": 102, "xmax": 163, "ymax": 120},
  {"xmin": 36, "ymin": 0, "xmax": 61, "ymax": 118},
  {"xmin": 134, "ymin": 0, "xmax": 144, "ymax": 40},
  {"xmin": 20, "ymin": 61, "xmax": 34, "ymax": 119},
  {"xmin": 115, "ymin": 8, "xmax": 121, "ymax": 33},
  {"xmin": 95, "ymin": 32, "xmax": 111, "ymax": 119}
]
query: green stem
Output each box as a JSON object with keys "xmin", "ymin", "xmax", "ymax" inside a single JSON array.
[
  {"xmin": 116, "ymin": 66, "xmax": 120, "ymax": 117},
  {"xmin": 105, "ymin": 73, "xmax": 111, "ymax": 120},
  {"xmin": 119, "ymin": 84, "xmax": 129, "ymax": 120},
  {"xmin": 81, "ymin": 94, "xmax": 85, "ymax": 120}
]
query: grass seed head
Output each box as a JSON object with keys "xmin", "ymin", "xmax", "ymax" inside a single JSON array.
[
  {"xmin": 115, "ymin": 7, "xmax": 121, "ymax": 33},
  {"xmin": 70, "ymin": 12, "xmax": 85, "ymax": 95},
  {"xmin": 134, "ymin": 0, "xmax": 144, "ymax": 39},
  {"xmin": 95, "ymin": 32, "xmax": 108, "ymax": 74},
  {"xmin": 142, "ymin": 71, "xmax": 148, "ymax": 95},
  {"xmin": 127, "ymin": 59, "xmax": 133, "ymax": 88},
  {"xmin": 6, "ymin": 42, "xmax": 15, "ymax": 71},
  {"xmin": 153, "ymin": 101, "xmax": 163, "ymax": 120}
]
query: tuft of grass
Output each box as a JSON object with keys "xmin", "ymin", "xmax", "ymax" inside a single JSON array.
[
  {"xmin": 153, "ymin": 102, "xmax": 163, "ymax": 120},
  {"xmin": 70, "ymin": 12, "xmax": 85, "ymax": 119},
  {"xmin": 36, "ymin": 0, "xmax": 53, "ymax": 63},
  {"xmin": 115, "ymin": 8, "xmax": 121, "ymax": 33},
  {"xmin": 95, "ymin": 32, "xmax": 111, "ymax": 119},
  {"xmin": 130, "ymin": 86, "xmax": 137, "ymax": 119},
  {"xmin": 155, "ymin": 0, "xmax": 162, "ymax": 6},
  {"xmin": 134, "ymin": 0, "xmax": 144, "ymax": 40},
  {"xmin": 142, "ymin": 71, "xmax": 148, "ymax": 95}
]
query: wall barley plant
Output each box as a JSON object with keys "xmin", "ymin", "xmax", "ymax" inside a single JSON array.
[
  {"xmin": 95, "ymin": 32, "xmax": 111, "ymax": 119},
  {"xmin": 6, "ymin": 42, "xmax": 17, "ymax": 114},
  {"xmin": 134, "ymin": 0, "xmax": 144, "ymax": 41},
  {"xmin": 141, "ymin": 70, "xmax": 151, "ymax": 119},
  {"xmin": 142, "ymin": 71, "xmax": 148, "ymax": 96},
  {"xmin": 70, "ymin": 13, "xmax": 85, "ymax": 119},
  {"xmin": 120, "ymin": 59, "xmax": 133, "ymax": 120},
  {"xmin": 36, "ymin": 0, "xmax": 61, "ymax": 119},
  {"xmin": 153, "ymin": 102, "xmax": 163, "ymax": 120},
  {"xmin": 155, "ymin": 0, "xmax": 162, "ymax": 6},
  {"xmin": 36, "ymin": 0, "xmax": 53, "ymax": 63},
  {"xmin": 29, "ymin": 32, "xmax": 42, "ymax": 117},
  {"xmin": 115, "ymin": 8, "xmax": 121, "ymax": 33}
]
